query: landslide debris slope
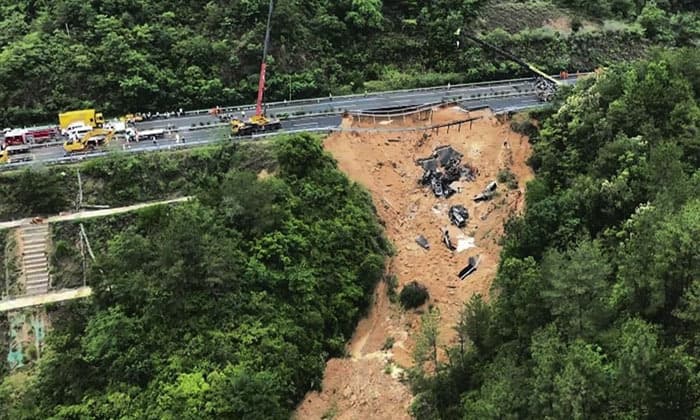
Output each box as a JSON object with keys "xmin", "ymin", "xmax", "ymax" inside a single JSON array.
[{"xmin": 296, "ymin": 107, "xmax": 534, "ymax": 419}]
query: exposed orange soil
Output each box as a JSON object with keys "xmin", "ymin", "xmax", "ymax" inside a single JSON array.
[{"xmin": 295, "ymin": 107, "xmax": 533, "ymax": 419}]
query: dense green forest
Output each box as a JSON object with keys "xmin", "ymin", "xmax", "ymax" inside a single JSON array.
[
  {"xmin": 0, "ymin": 134, "xmax": 392, "ymax": 418},
  {"xmin": 1, "ymin": 0, "xmax": 698, "ymax": 125},
  {"xmin": 0, "ymin": 140, "xmax": 276, "ymax": 220},
  {"xmin": 410, "ymin": 49, "xmax": 700, "ymax": 419}
]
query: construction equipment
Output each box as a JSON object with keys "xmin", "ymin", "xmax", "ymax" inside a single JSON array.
[
  {"xmin": 456, "ymin": 29, "xmax": 563, "ymax": 102},
  {"xmin": 58, "ymin": 109, "xmax": 105, "ymax": 131},
  {"xmin": 231, "ymin": 114, "xmax": 282, "ymax": 136},
  {"xmin": 0, "ymin": 144, "xmax": 32, "ymax": 164},
  {"xmin": 231, "ymin": 0, "xmax": 282, "ymax": 136},
  {"xmin": 121, "ymin": 113, "xmax": 144, "ymax": 124},
  {"xmin": 63, "ymin": 128, "xmax": 115, "ymax": 153}
]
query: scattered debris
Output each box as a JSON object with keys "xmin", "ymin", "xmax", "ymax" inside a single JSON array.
[
  {"xmin": 449, "ymin": 205, "xmax": 469, "ymax": 228},
  {"xmin": 473, "ymin": 181, "xmax": 498, "ymax": 202},
  {"xmin": 456, "ymin": 237, "xmax": 476, "ymax": 252},
  {"xmin": 434, "ymin": 145, "xmax": 463, "ymax": 167},
  {"xmin": 415, "ymin": 235, "xmax": 430, "ymax": 250},
  {"xmin": 418, "ymin": 145, "xmax": 478, "ymax": 198},
  {"xmin": 442, "ymin": 229, "xmax": 456, "ymax": 251},
  {"xmin": 418, "ymin": 157, "xmax": 439, "ymax": 172},
  {"xmin": 461, "ymin": 164, "xmax": 478, "ymax": 182},
  {"xmin": 458, "ymin": 256, "xmax": 480, "ymax": 280}
]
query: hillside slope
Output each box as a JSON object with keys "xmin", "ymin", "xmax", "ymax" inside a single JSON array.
[{"xmin": 0, "ymin": 0, "xmax": 697, "ymax": 125}]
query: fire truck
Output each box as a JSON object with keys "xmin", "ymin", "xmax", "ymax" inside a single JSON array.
[
  {"xmin": 1, "ymin": 127, "xmax": 60, "ymax": 146},
  {"xmin": 26, "ymin": 127, "xmax": 60, "ymax": 143},
  {"xmin": 3, "ymin": 129, "xmax": 26, "ymax": 146}
]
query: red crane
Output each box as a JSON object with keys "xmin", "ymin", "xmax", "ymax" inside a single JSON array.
[
  {"xmin": 229, "ymin": 0, "xmax": 282, "ymax": 136},
  {"xmin": 256, "ymin": 0, "xmax": 275, "ymax": 116}
]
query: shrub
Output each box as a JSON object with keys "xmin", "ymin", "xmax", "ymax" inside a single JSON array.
[
  {"xmin": 386, "ymin": 274, "xmax": 399, "ymax": 303},
  {"xmin": 382, "ymin": 336, "xmax": 395, "ymax": 350},
  {"xmin": 400, "ymin": 281, "xmax": 429, "ymax": 309},
  {"xmin": 571, "ymin": 16, "xmax": 583, "ymax": 33},
  {"xmin": 497, "ymin": 168, "xmax": 519, "ymax": 189},
  {"xmin": 510, "ymin": 119, "xmax": 538, "ymax": 138}
]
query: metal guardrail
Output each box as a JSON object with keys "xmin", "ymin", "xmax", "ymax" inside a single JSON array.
[
  {"xmin": 6, "ymin": 73, "xmax": 592, "ymax": 133},
  {"xmin": 178, "ymin": 78, "xmax": 535, "ymax": 117},
  {"xmin": 0, "ymin": 86, "xmax": 564, "ymax": 172},
  {"xmin": 143, "ymin": 86, "xmax": 539, "ymax": 131},
  {"xmin": 181, "ymin": 73, "xmax": 591, "ymax": 116}
]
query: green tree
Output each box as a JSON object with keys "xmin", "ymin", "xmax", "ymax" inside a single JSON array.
[
  {"xmin": 609, "ymin": 318, "xmax": 659, "ymax": 418},
  {"xmin": 455, "ymin": 293, "xmax": 494, "ymax": 357},
  {"xmin": 614, "ymin": 200, "xmax": 700, "ymax": 318},
  {"xmin": 414, "ymin": 307, "xmax": 441, "ymax": 372},
  {"xmin": 540, "ymin": 240, "xmax": 612, "ymax": 339},
  {"xmin": 637, "ymin": 2, "xmax": 674, "ymax": 41}
]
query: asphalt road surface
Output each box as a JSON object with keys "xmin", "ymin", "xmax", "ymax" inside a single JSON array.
[
  {"xmin": 4, "ymin": 75, "xmax": 587, "ymax": 168},
  {"xmin": 134, "ymin": 75, "xmax": 580, "ymax": 130},
  {"xmin": 28, "ymin": 114, "xmax": 342, "ymax": 163}
]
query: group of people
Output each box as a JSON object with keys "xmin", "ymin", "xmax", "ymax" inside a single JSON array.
[{"xmin": 130, "ymin": 108, "xmax": 185, "ymax": 122}]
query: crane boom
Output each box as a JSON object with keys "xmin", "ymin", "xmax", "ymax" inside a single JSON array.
[
  {"xmin": 256, "ymin": 0, "xmax": 275, "ymax": 116},
  {"xmin": 458, "ymin": 30, "xmax": 562, "ymax": 87}
]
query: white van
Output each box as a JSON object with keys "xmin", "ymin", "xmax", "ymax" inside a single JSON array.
[
  {"xmin": 105, "ymin": 120, "xmax": 126, "ymax": 133},
  {"xmin": 67, "ymin": 124, "xmax": 93, "ymax": 141},
  {"xmin": 63, "ymin": 122, "xmax": 91, "ymax": 136}
]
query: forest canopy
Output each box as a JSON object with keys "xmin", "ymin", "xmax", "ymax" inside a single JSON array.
[{"xmin": 0, "ymin": 134, "xmax": 392, "ymax": 419}]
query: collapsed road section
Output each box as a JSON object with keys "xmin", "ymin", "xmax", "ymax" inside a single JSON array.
[{"xmin": 297, "ymin": 106, "xmax": 534, "ymax": 419}]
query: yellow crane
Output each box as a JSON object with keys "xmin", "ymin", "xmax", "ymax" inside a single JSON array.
[
  {"xmin": 63, "ymin": 128, "xmax": 115, "ymax": 153},
  {"xmin": 455, "ymin": 29, "xmax": 564, "ymax": 101}
]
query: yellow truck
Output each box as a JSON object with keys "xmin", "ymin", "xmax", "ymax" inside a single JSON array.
[{"xmin": 58, "ymin": 109, "xmax": 105, "ymax": 131}]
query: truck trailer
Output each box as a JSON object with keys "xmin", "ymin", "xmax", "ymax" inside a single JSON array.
[{"xmin": 58, "ymin": 109, "xmax": 105, "ymax": 131}]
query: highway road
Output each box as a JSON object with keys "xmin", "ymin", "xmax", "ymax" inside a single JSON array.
[
  {"xmin": 134, "ymin": 75, "xmax": 581, "ymax": 130},
  {"xmin": 28, "ymin": 114, "xmax": 342, "ymax": 163},
  {"xmin": 2, "ymin": 75, "xmax": 588, "ymax": 169}
]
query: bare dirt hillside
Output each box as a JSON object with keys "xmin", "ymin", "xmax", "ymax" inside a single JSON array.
[{"xmin": 295, "ymin": 107, "xmax": 533, "ymax": 419}]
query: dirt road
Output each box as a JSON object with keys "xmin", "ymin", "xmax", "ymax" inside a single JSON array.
[
  {"xmin": 0, "ymin": 197, "xmax": 192, "ymax": 230},
  {"xmin": 0, "ymin": 286, "xmax": 92, "ymax": 312}
]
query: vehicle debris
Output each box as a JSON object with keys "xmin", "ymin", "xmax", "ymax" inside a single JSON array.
[
  {"xmin": 418, "ymin": 145, "xmax": 477, "ymax": 197},
  {"xmin": 473, "ymin": 181, "xmax": 498, "ymax": 202},
  {"xmin": 449, "ymin": 205, "xmax": 469, "ymax": 228},
  {"xmin": 442, "ymin": 229, "xmax": 456, "ymax": 251},
  {"xmin": 415, "ymin": 235, "xmax": 430, "ymax": 250},
  {"xmin": 458, "ymin": 256, "xmax": 480, "ymax": 280}
]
